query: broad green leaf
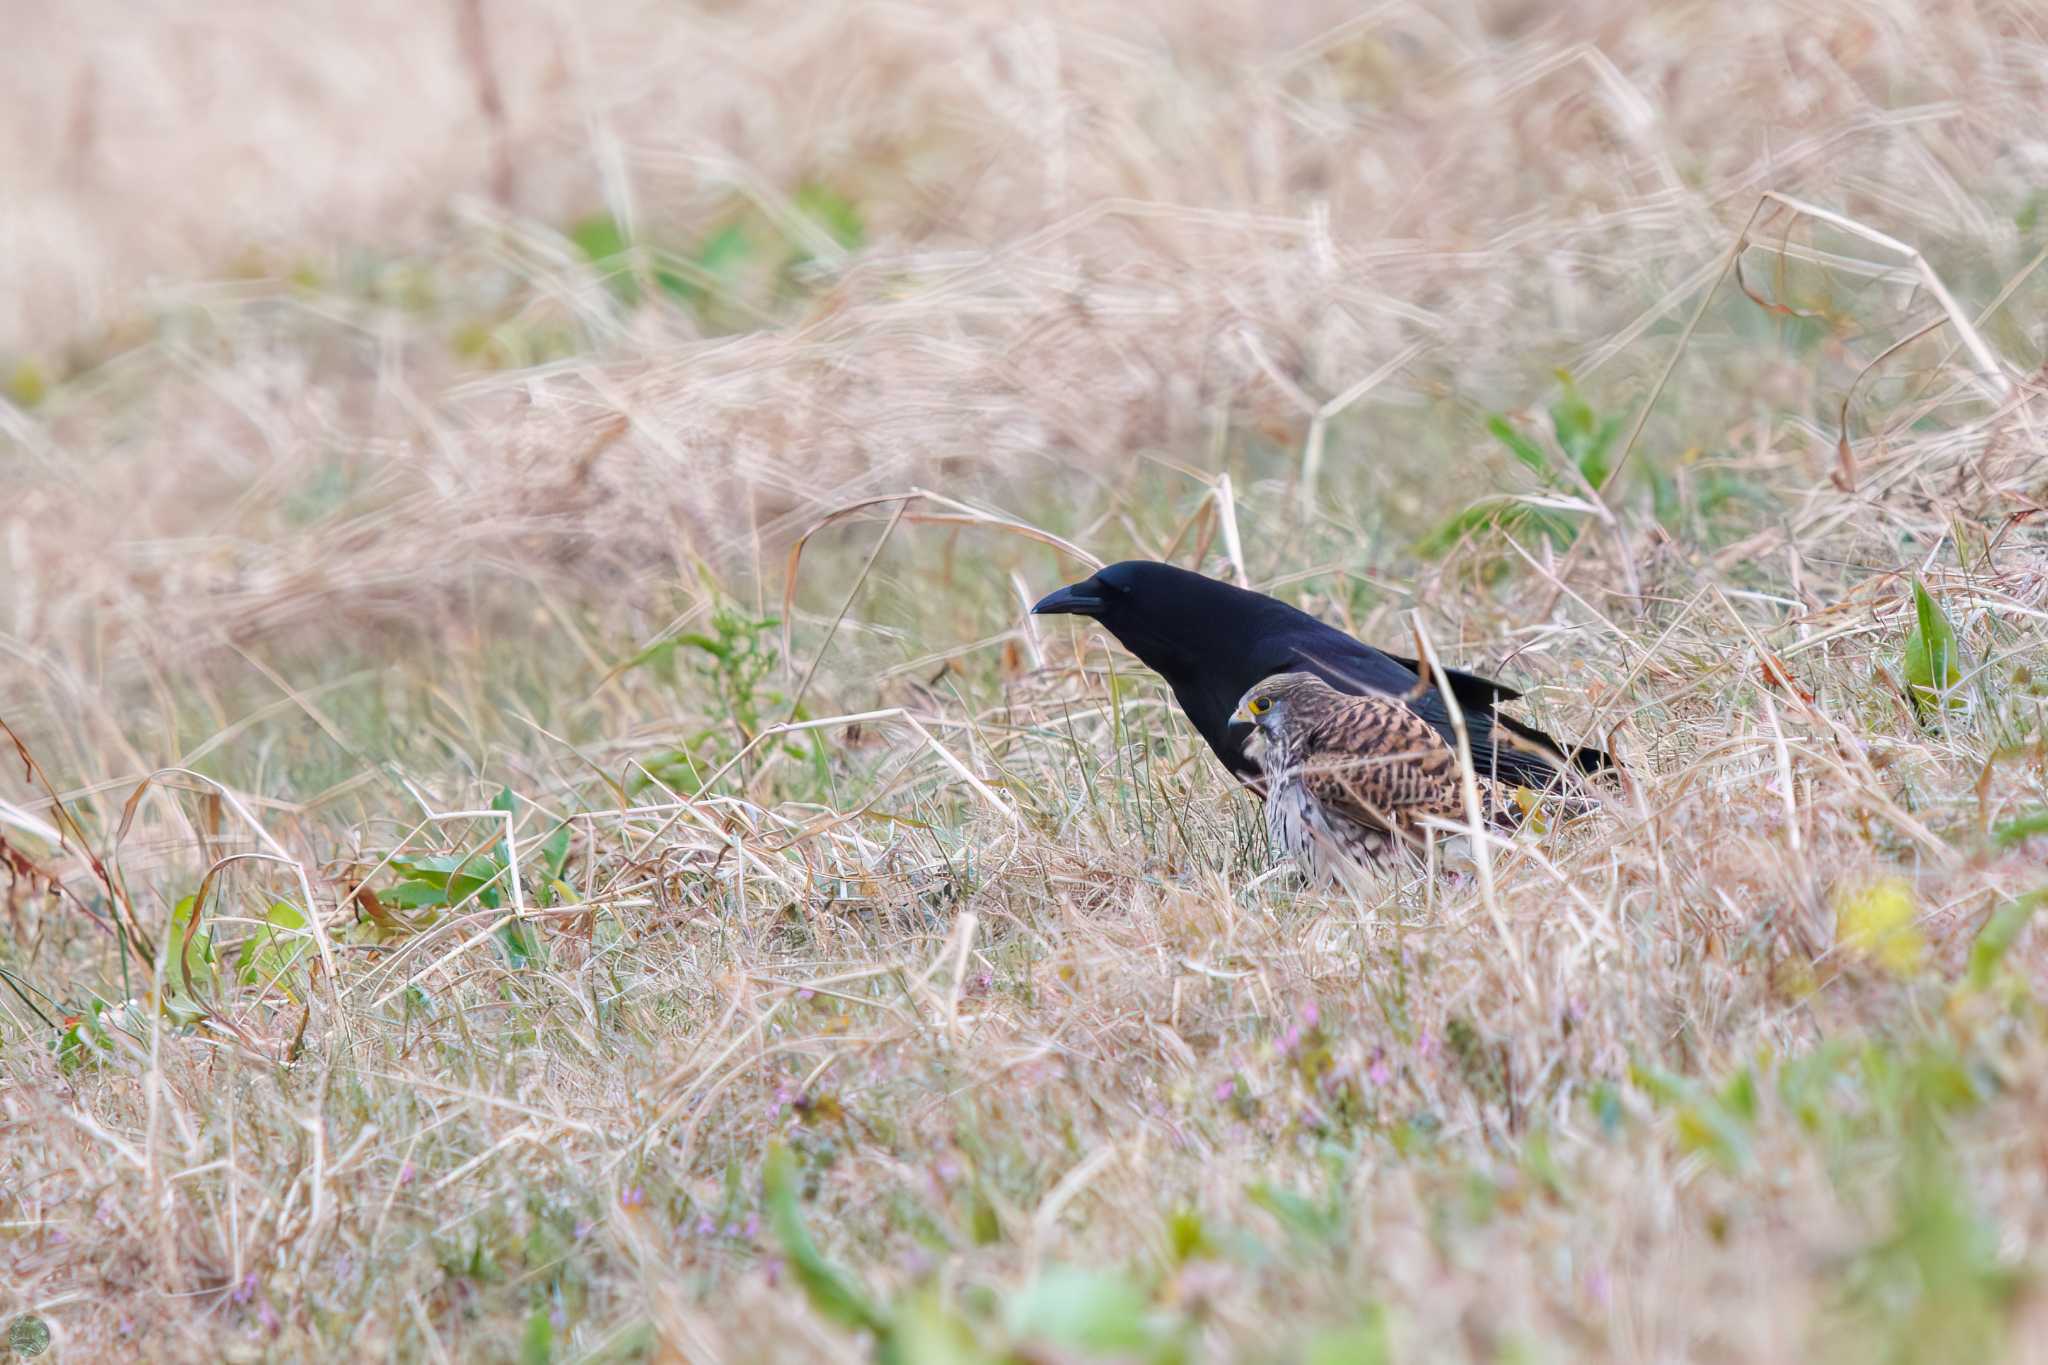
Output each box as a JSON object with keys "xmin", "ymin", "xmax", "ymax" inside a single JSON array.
[
  {"xmin": 170, "ymin": 893, "xmax": 216, "ymax": 968},
  {"xmin": 1303, "ymin": 1310, "xmax": 1392, "ymax": 1365},
  {"xmin": 1166, "ymin": 1206, "xmax": 1215, "ymax": 1265},
  {"xmin": 1674, "ymin": 1101, "xmax": 1752, "ymax": 1171},
  {"xmin": 794, "ymin": 183, "xmax": 866, "ymax": 250},
  {"xmin": 1486, "ymin": 415, "xmax": 1552, "ymax": 477},
  {"xmin": 8, "ymin": 359, "xmax": 49, "ymax": 408},
  {"xmin": 1549, "ymin": 377, "xmax": 1596, "ymax": 463},
  {"xmin": 762, "ymin": 1142, "xmax": 889, "ymax": 1335},
  {"xmin": 1006, "ymin": 1265, "xmax": 1153, "ymax": 1353},
  {"xmin": 541, "ymin": 821, "xmax": 572, "ymax": 880},
  {"xmin": 1577, "ymin": 413, "xmax": 1623, "ymax": 489},
  {"xmin": 1991, "ymin": 810, "xmax": 2048, "ymax": 847},
  {"xmin": 882, "ymin": 1291, "xmax": 995, "ymax": 1365},
  {"xmin": 383, "ymin": 880, "xmax": 453, "ymax": 910},
  {"xmin": 568, "ymin": 214, "xmax": 628, "ymax": 264},
  {"xmin": 1248, "ymin": 1182, "xmax": 1341, "ymax": 1244},
  {"xmin": 237, "ymin": 901, "xmax": 311, "ymax": 993},
  {"xmin": 1968, "ymin": 890, "xmax": 2046, "ymax": 990},
  {"xmin": 519, "ymin": 1302, "xmax": 553, "ymax": 1365},
  {"xmin": 492, "ymin": 786, "xmax": 517, "ymax": 880},
  {"xmin": 1719, "ymin": 1065, "xmax": 1758, "ymax": 1122},
  {"xmin": 696, "ymin": 223, "xmax": 754, "ymax": 277},
  {"xmin": 497, "ymin": 921, "xmax": 541, "ymax": 971},
  {"xmin": 1903, "ymin": 579, "xmax": 1966, "ymax": 718},
  {"xmin": 391, "ymin": 852, "xmax": 504, "ymax": 908},
  {"xmin": 568, "ymin": 213, "xmax": 640, "ymax": 305},
  {"xmin": 1417, "ymin": 502, "xmax": 1520, "ymax": 558}
]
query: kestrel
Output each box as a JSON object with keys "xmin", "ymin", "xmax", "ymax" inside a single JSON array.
[{"xmin": 1230, "ymin": 671, "xmax": 1528, "ymax": 881}]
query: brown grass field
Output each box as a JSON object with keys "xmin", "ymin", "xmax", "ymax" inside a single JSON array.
[{"xmin": 4, "ymin": 1, "xmax": 2048, "ymax": 1360}]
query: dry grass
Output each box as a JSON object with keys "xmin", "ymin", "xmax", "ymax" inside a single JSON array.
[{"xmin": 4, "ymin": 1, "xmax": 2048, "ymax": 1360}]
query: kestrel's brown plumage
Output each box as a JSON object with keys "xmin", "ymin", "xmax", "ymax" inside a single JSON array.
[{"xmin": 1232, "ymin": 671, "xmax": 1525, "ymax": 881}]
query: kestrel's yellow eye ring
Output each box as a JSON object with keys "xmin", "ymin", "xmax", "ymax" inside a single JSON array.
[{"xmin": 1248, "ymin": 696, "xmax": 1271, "ymax": 716}]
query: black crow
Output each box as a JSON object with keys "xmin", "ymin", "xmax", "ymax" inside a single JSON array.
[{"xmin": 1030, "ymin": 560, "xmax": 1607, "ymax": 791}]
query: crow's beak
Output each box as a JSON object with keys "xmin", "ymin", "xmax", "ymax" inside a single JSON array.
[{"xmin": 1031, "ymin": 583, "xmax": 1104, "ymax": 617}]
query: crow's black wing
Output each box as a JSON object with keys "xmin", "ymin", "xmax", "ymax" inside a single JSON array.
[{"xmin": 1243, "ymin": 622, "xmax": 1596, "ymax": 790}]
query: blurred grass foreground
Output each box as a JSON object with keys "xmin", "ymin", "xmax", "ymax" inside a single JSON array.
[{"xmin": 3, "ymin": 2, "xmax": 2048, "ymax": 1361}]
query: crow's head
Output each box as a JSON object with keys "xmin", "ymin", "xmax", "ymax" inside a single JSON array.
[{"xmin": 1030, "ymin": 560, "xmax": 1269, "ymax": 676}]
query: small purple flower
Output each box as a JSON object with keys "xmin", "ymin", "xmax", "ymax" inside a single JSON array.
[
  {"xmin": 573, "ymin": 1218, "xmax": 594, "ymax": 1240},
  {"xmin": 797, "ymin": 988, "xmax": 816, "ymax": 1001},
  {"xmin": 1278, "ymin": 1025, "xmax": 1302, "ymax": 1054},
  {"xmin": 1299, "ymin": 1000, "xmax": 1320, "ymax": 1027},
  {"xmin": 232, "ymin": 1272, "xmax": 258, "ymax": 1304},
  {"xmin": 550, "ymin": 1304, "xmax": 568, "ymax": 1331},
  {"xmin": 620, "ymin": 1185, "xmax": 645, "ymax": 1210},
  {"xmin": 1368, "ymin": 1057, "xmax": 1393, "ymax": 1086},
  {"xmin": 722, "ymin": 1222, "xmax": 739, "ymax": 1238},
  {"xmin": 1416, "ymin": 1029, "xmax": 1438, "ymax": 1060},
  {"xmin": 120, "ymin": 1316, "xmax": 135, "ymax": 1336},
  {"xmin": 743, "ymin": 1212, "xmax": 760, "ymax": 1240},
  {"xmin": 258, "ymin": 1299, "xmax": 279, "ymax": 1333},
  {"xmin": 694, "ymin": 1214, "xmax": 716, "ymax": 1237},
  {"xmin": 399, "ymin": 1162, "xmax": 416, "ymax": 1186},
  {"xmin": 1214, "ymin": 1078, "xmax": 1236, "ymax": 1102}
]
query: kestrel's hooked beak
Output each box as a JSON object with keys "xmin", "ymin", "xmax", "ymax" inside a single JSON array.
[{"xmin": 1225, "ymin": 699, "xmax": 1258, "ymax": 749}]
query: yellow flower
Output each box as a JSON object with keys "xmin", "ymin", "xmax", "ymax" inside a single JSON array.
[{"xmin": 1834, "ymin": 876, "xmax": 1925, "ymax": 976}]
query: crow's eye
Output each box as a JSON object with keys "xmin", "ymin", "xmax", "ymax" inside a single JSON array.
[{"xmin": 1248, "ymin": 696, "xmax": 1271, "ymax": 716}]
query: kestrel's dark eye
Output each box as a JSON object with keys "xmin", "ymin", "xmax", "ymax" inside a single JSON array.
[{"xmin": 1248, "ymin": 696, "xmax": 1271, "ymax": 716}]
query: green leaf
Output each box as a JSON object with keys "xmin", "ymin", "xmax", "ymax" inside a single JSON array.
[
  {"xmin": 1248, "ymin": 1182, "xmax": 1342, "ymax": 1245},
  {"xmin": 540, "ymin": 822, "xmax": 572, "ymax": 879},
  {"xmin": 1720, "ymin": 1065, "xmax": 1758, "ymax": 1123},
  {"xmin": 1968, "ymin": 891, "xmax": 2047, "ymax": 990},
  {"xmin": 170, "ymin": 893, "xmax": 216, "ymax": 969},
  {"xmin": 794, "ymin": 183, "xmax": 866, "ymax": 250},
  {"xmin": 1991, "ymin": 810, "xmax": 2048, "ymax": 847},
  {"xmin": 569, "ymin": 213, "xmax": 641, "ymax": 306},
  {"xmin": 391, "ymin": 852, "xmax": 505, "ymax": 908},
  {"xmin": 1903, "ymin": 579, "xmax": 1966, "ymax": 718},
  {"xmin": 8, "ymin": 358, "xmax": 49, "ymax": 408},
  {"xmin": 696, "ymin": 223, "xmax": 754, "ymax": 276},
  {"xmin": 762, "ymin": 1142, "xmax": 889, "ymax": 1335},
  {"xmin": 965, "ymin": 1181, "xmax": 1001, "ymax": 1246},
  {"xmin": 1549, "ymin": 371, "xmax": 1595, "ymax": 455},
  {"xmin": 1006, "ymin": 1265, "xmax": 1153, "ymax": 1354},
  {"xmin": 519, "ymin": 1302, "xmax": 553, "ymax": 1365},
  {"xmin": 1302, "ymin": 1309, "xmax": 1392, "ymax": 1365},
  {"xmin": 881, "ymin": 1291, "xmax": 994, "ymax": 1365},
  {"xmin": 383, "ymin": 880, "xmax": 453, "ymax": 909},
  {"xmin": 569, "ymin": 214, "xmax": 628, "ymax": 264},
  {"xmin": 497, "ymin": 921, "xmax": 542, "ymax": 971},
  {"xmin": 1674, "ymin": 1102, "xmax": 1752, "ymax": 1172},
  {"xmin": 237, "ymin": 902, "xmax": 311, "ymax": 993},
  {"xmin": 1486, "ymin": 415, "xmax": 1552, "ymax": 478},
  {"xmin": 1416, "ymin": 502, "xmax": 1520, "ymax": 558},
  {"xmin": 1577, "ymin": 413, "xmax": 1623, "ymax": 490},
  {"xmin": 1166, "ymin": 1206, "xmax": 1215, "ymax": 1264}
]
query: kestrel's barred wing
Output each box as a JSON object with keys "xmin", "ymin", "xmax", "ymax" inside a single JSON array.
[{"xmin": 1294, "ymin": 693, "xmax": 1517, "ymax": 843}]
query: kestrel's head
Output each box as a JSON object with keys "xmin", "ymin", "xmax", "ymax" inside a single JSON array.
[{"xmin": 1229, "ymin": 671, "xmax": 1337, "ymax": 757}]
